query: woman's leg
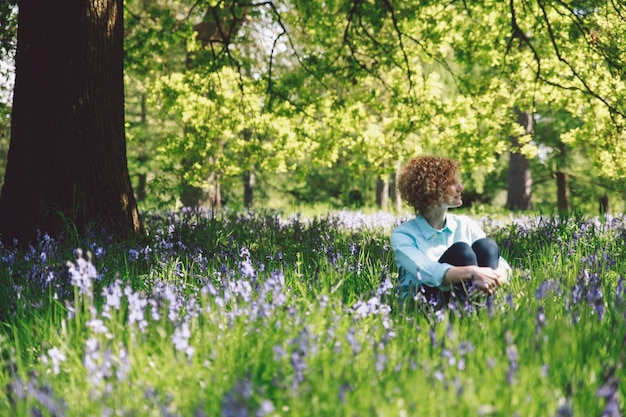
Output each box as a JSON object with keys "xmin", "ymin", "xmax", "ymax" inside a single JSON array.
[
  {"xmin": 439, "ymin": 242, "xmax": 478, "ymax": 266},
  {"xmin": 421, "ymin": 242, "xmax": 478, "ymax": 304},
  {"xmin": 472, "ymin": 238, "xmax": 500, "ymax": 269}
]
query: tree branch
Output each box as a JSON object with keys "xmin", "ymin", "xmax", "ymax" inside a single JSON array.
[
  {"xmin": 382, "ymin": 0, "xmax": 415, "ymax": 98},
  {"xmin": 536, "ymin": 0, "xmax": 625, "ymax": 120}
]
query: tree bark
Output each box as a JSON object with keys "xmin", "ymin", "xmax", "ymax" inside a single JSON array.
[
  {"xmin": 393, "ymin": 159, "xmax": 402, "ymax": 213},
  {"xmin": 555, "ymin": 141, "xmax": 569, "ymax": 212},
  {"xmin": 376, "ymin": 175, "xmax": 389, "ymax": 210},
  {"xmin": 555, "ymin": 171, "xmax": 568, "ymax": 212},
  {"xmin": 243, "ymin": 169, "xmax": 255, "ymax": 209},
  {"xmin": 506, "ymin": 109, "xmax": 533, "ymax": 211},
  {"xmin": 0, "ymin": 0, "xmax": 142, "ymax": 244},
  {"xmin": 599, "ymin": 194, "xmax": 610, "ymax": 215}
]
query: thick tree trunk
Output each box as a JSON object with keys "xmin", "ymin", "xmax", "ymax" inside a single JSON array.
[
  {"xmin": 0, "ymin": 0, "xmax": 142, "ymax": 244},
  {"xmin": 506, "ymin": 109, "xmax": 533, "ymax": 211}
]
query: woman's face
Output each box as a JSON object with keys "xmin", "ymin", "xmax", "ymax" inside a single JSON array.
[{"xmin": 441, "ymin": 176, "xmax": 464, "ymax": 209}]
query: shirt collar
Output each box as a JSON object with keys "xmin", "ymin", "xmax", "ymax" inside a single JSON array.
[{"xmin": 415, "ymin": 213, "xmax": 456, "ymax": 239}]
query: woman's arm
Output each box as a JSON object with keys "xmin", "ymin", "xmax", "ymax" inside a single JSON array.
[
  {"xmin": 442, "ymin": 265, "xmax": 505, "ymax": 295},
  {"xmin": 390, "ymin": 229, "xmax": 452, "ymax": 288}
]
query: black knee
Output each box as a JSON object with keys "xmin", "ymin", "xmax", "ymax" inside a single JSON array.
[
  {"xmin": 472, "ymin": 238, "xmax": 500, "ymax": 269},
  {"xmin": 439, "ymin": 242, "xmax": 477, "ymax": 266}
]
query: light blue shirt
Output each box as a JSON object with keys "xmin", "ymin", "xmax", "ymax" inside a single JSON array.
[{"xmin": 390, "ymin": 213, "xmax": 509, "ymax": 301}]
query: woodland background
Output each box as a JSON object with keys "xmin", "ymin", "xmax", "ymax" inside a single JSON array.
[{"xmin": 1, "ymin": 1, "xmax": 625, "ymax": 227}]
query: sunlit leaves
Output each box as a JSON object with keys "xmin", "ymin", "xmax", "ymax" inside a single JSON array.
[{"xmin": 123, "ymin": 0, "xmax": 626, "ymax": 210}]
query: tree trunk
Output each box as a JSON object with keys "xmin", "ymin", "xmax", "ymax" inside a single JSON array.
[
  {"xmin": 394, "ymin": 159, "xmax": 402, "ymax": 213},
  {"xmin": 599, "ymin": 194, "xmax": 610, "ymax": 215},
  {"xmin": 0, "ymin": 0, "xmax": 142, "ymax": 244},
  {"xmin": 180, "ymin": 170, "xmax": 221, "ymax": 211},
  {"xmin": 555, "ymin": 141, "xmax": 569, "ymax": 212},
  {"xmin": 555, "ymin": 171, "xmax": 568, "ymax": 212},
  {"xmin": 506, "ymin": 109, "xmax": 533, "ymax": 211},
  {"xmin": 376, "ymin": 175, "xmax": 389, "ymax": 210},
  {"xmin": 243, "ymin": 169, "xmax": 255, "ymax": 209}
]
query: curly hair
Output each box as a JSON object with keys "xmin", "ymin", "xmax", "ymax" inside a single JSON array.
[{"xmin": 397, "ymin": 156, "xmax": 460, "ymax": 213}]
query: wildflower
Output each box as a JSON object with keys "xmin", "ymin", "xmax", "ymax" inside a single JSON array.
[
  {"xmin": 505, "ymin": 331, "xmax": 519, "ymax": 385},
  {"xmin": 102, "ymin": 279, "xmax": 123, "ymax": 319},
  {"xmin": 442, "ymin": 349, "xmax": 456, "ymax": 367},
  {"xmin": 535, "ymin": 280, "xmax": 559, "ymax": 301},
  {"xmin": 429, "ymin": 328, "xmax": 437, "ymax": 348},
  {"xmin": 433, "ymin": 370, "xmax": 445, "ymax": 382},
  {"xmin": 125, "ymin": 286, "xmax": 148, "ymax": 332},
  {"xmin": 83, "ymin": 338, "xmax": 114, "ymax": 389},
  {"xmin": 172, "ymin": 322, "xmax": 195, "ymax": 359},
  {"xmin": 375, "ymin": 354, "xmax": 387, "ymax": 372},
  {"xmin": 338, "ymin": 383, "xmax": 353, "ymax": 404},
  {"xmin": 116, "ymin": 345, "xmax": 130, "ymax": 382},
  {"xmin": 45, "ymin": 347, "xmax": 66, "ymax": 375},
  {"xmin": 290, "ymin": 350, "xmax": 307, "ymax": 386},
  {"xmin": 376, "ymin": 276, "xmax": 394, "ymax": 297},
  {"xmin": 616, "ymin": 277, "xmax": 625, "ymax": 306},
  {"xmin": 93, "ymin": 246, "xmax": 105, "ymax": 258},
  {"xmin": 597, "ymin": 367, "xmax": 620, "ymax": 417},
  {"xmin": 67, "ymin": 249, "xmax": 97, "ymax": 296},
  {"xmin": 273, "ymin": 345, "xmax": 287, "ymax": 361},
  {"xmin": 86, "ymin": 318, "xmax": 109, "ymax": 336},
  {"xmin": 556, "ymin": 401, "xmax": 573, "ymax": 417},
  {"xmin": 238, "ymin": 254, "xmax": 255, "ymax": 279},
  {"xmin": 535, "ymin": 306, "xmax": 546, "ymax": 335},
  {"xmin": 221, "ymin": 379, "xmax": 253, "ymax": 417},
  {"xmin": 458, "ymin": 341, "xmax": 475, "ymax": 356},
  {"xmin": 149, "ymin": 299, "xmax": 160, "ymax": 321},
  {"xmin": 128, "ymin": 249, "xmax": 139, "ymax": 262},
  {"xmin": 352, "ymin": 296, "xmax": 390, "ymax": 318},
  {"xmin": 257, "ymin": 399, "xmax": 275, "ymax": 417},
  {"xmin": 349, "ymin": 241, "xmax": 358, "ymax": 255}
]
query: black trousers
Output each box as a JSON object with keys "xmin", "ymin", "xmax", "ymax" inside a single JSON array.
[{"xmin": 421, "ymin": 237, "xmax": 500, "ymax": 303}]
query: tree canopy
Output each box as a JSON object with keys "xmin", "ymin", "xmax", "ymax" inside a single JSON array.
[
  {"xmin": 123, "ymin": 1, "xmax": 626, "ymax": 208},
  {"xmin": 1, "ymin": 0, "xmax": 626, "ymax": 230}
]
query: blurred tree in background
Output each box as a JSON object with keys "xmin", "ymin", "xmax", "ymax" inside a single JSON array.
[
  {"xmin": 122, "ymin": 0, "xmax": 626, "ymax": 214},
  {"xmin": 1, "ymin": 0, "xmax": 625, "ymax": 242}
]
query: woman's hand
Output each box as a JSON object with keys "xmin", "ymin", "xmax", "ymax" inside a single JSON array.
[{"xmin": 471, "ymin": 266, "xmax": 504, "ymax": 295}]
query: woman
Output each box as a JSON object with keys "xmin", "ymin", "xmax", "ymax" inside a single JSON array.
[{"xmin": 390, "ymin": 156, "xmax": 510, "ymax": 305}]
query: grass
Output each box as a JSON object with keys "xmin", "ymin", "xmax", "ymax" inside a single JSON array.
[{"xmin": 0, "ymin": 208, "xmax": 624, "ymax": 416}]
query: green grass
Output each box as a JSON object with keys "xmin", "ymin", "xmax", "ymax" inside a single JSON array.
[{"xmin": 0, "ymin": 209, "xmax": 624, "ymax": 416}]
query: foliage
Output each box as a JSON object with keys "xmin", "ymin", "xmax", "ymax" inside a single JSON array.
[
  {"xmin": 120, "ymin": 0, "xmax": 626, "ymax": 211},
  {"xmin": 2, "ymin": 1, "xmax": 626, "ymax": 212},
  {"xmin": 0, "ymin": 209, "xmax": 624, "ymax": 415},
  {"xmin": 0, "ymin": 0, "xmax": 16, "ymax": 59}
]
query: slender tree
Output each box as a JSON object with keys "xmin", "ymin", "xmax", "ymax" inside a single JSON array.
[
  {"xmin": 507, "ymin": 110, "xmax": 533, "ymax": 211},
  {"xmin": 0, "ymin": 0, "xmax": 142, "ymax": 245}
]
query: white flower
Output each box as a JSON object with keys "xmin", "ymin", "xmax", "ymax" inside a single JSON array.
[
  {"xmin": 102, "ymin": 279, "xmax": 123, "ymax": 318},
  {"xmin": 46, "ymin": 347, "xmax": 66, "ymax": 375},
  {"xmin": 87, "ymin": 318, "xmax": 109, "ymax": 335},
  {"xmin": 172, "ymin": 322, "xmax": 194, "ymax": 359},
  {"xmin": 67, "ymin": 249, "xmax": 97, "ymax": 295}
]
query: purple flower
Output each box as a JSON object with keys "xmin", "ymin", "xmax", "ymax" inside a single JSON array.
[
  {"xmin": 67, "ymin": 249, "xmax": 97, "ymax": 296},
  {"xmin": 128, "ymin": 249, "xmax": 139, "ymax": 262}
]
